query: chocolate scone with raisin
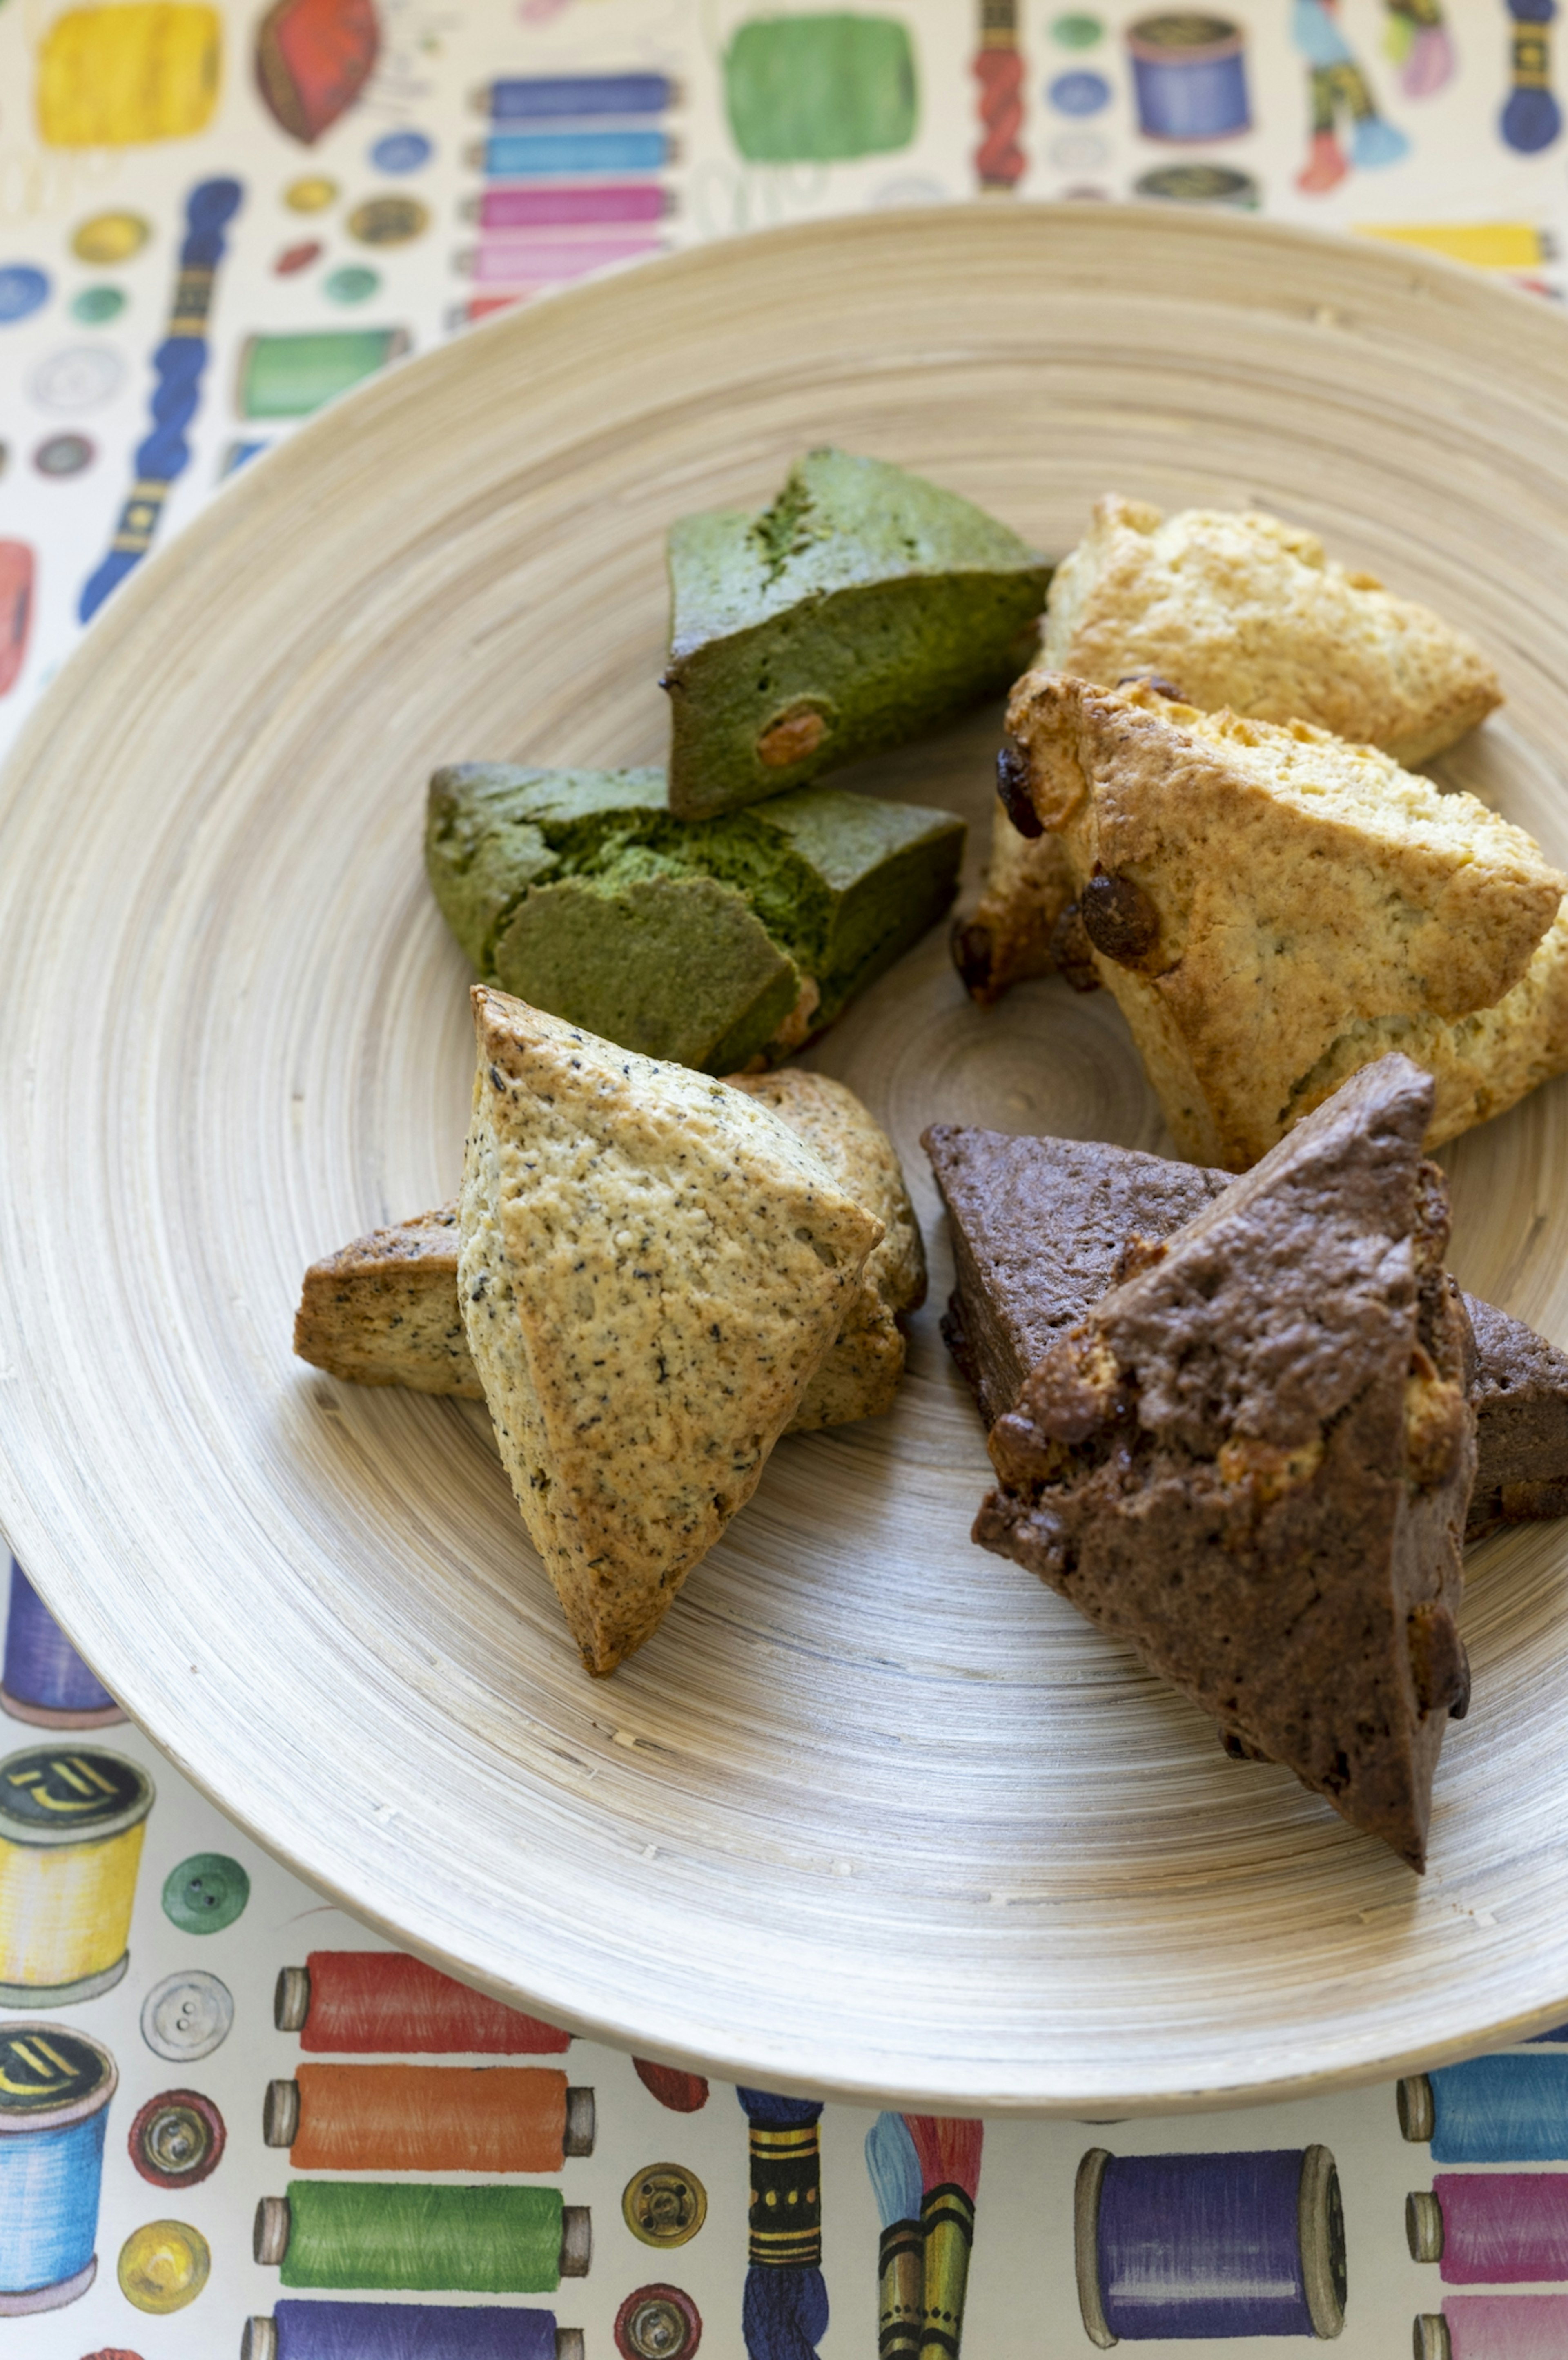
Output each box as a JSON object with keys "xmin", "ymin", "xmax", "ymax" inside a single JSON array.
[
  {"xmin": 924, "ymin": 1127, "xmax": 1568, "ymax": 1546},
  {"xmin": 976, "ymin": 1054, "xmax": 1474, "ymax": 1871}
]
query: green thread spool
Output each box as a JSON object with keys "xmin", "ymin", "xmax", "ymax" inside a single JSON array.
[
  {"xmin": 235, "ymin": 330, "xmax": 411, "ymax": 420},
  {"xmin": 254, "ymin": 2182, "xmax": 592, "ymax": 2294}
]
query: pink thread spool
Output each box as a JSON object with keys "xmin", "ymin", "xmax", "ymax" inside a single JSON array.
[
  {"xmin": 1410, "ymin": 2174, "xmax": 1568, "ymax": 2282},
  {"xmin": 1415, "ymin": 2295, "xmax": 1568, "ymax": 2359}
]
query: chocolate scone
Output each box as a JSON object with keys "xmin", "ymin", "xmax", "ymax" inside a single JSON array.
[
  {"xmin": 924, "ymin": 1123, "xmax": 1568, "ymax": 1544},
  {"xmin": 975, "ymin": 1055, "xmax": 1474, "ymax": 1870}
]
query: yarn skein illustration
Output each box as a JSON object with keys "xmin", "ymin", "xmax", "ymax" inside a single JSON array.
[
  {"xmin": 866, "ymin": 2111, "xmax": 923, "ymax": 2360},
  {"xmin": 738, "ymin": 2087, "xmax": 827, "ymax": 2360},
  {"xmin": 1501, "ymin": 0, "xmax": 1561, "ymax": 149}
]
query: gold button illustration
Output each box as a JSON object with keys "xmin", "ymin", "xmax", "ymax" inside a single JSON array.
[{"xmin": 622, "ymin": 2161, "xmax": 708, "ymax": 2248}]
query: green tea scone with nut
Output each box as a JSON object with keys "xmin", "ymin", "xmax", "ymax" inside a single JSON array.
[
  {"xmin": 426, "ymin": 763, "xmax": 964, "ymax": 1074},
  {"xmin": 662, "ymin": 446, "xmax": 1052, "ymax": 819}
]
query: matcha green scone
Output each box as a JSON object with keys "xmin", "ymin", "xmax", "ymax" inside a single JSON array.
[
  {"xmin": 662, "ymin": 447, "xmax": 1053, "ymax": 819},
  {"xmin": 426, "ymin": 761, "xmax": 964, "ymax": 1072}
]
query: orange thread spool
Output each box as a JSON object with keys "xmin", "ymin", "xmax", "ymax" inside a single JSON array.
[{"xmin": 267, "ymin": 2066, "xmax": 594, "ymax": 2174}]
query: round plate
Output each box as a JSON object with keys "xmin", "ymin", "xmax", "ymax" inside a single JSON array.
[{"xmin": 4, "ymin": 208, "xmax": 1568, "ymax": 2112}]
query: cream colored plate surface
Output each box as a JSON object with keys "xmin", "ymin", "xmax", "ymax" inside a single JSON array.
[{"xmin": 4, "ymin": 208, "xmax": 1568, "ymax": 2112}]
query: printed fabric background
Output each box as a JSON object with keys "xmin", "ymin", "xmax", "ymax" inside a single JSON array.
[{"xmin": 3, "ymin": 0, "xmax": 1568, "ymax": 2352}]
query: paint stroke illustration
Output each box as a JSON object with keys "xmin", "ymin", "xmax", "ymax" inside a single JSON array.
[
  {"xmin": 974, "ymin": 0, "xmax": 1027, "ymax": 188},
  {"xmin": 0, "ymin": 2023, "xmax": 116, "ymax": 2314},
  {"xmin": 634, "ymin": 2058, "xmax": 709, "ymax": 2111},
  {"xmin": 723, "ymin": 13, "xmax": 918, "ymax": 162},
  {"xmin": 1293, "ymin": 0, "xmax": 1410, "ymax": 190},
  {"xmin": 78, "ymin": 177, "xmax": 242, "ymax": 625},
  {"xmin": 738, "ymin": 2087, "xmax": 827, "ymax": 2360},
  {"xmin": 1501, "ymin": 0, "xmax": 1561, "ymax": 149},
  {"xmin": 36, "ymin": 4, "xmax": 221, "ymax": 145},
  {"xmin": 128, "ymin": 2087, "xmax": 226, "ymax": 2188},
  {"xmin": 254, "ymin": 2181, "xmax": 591, "ymax": 2293},
  {"xmin": 1383, "ymin": 0, "xmax": 1454, "ymax": 96},
  {"xmin": 236, "ymin": 327, "xmax": 410, "ymax": 416},
  {"xmin": 1075, "ymin": 2147, "xmax": 1347, "ymax": 2342},
  {"xmin": 2, "ymin": 1557, "xmax": 120, "ymax": 1726},
  {"xmin": 263, "ymin": 2063, "xmax": 594, "ymax": 2172},
  {"xmin": 245, "ymin": 2300, "xmax": 584, "ymax": 2357},
  {"xmin": 0, "ymin": 1746, "xmax": 153, "ymax": 2007},
  {"xmin": 0, "ymin": 553, "xmax": 35, "ymax": 704},
  {"xmin": 1401, "ymin": 2056, "xmax": 1568, "ymax": 2161},
  {"xmin": 615, "ymin": 2283, "xmax": 702, "ymax": 2359},
  {"xmin": 1127, "ymin": 10, "xmax": 1250, "ymax": 138},
  {"xmin": 1415, "ymin": 2294, "xmax": 1568, "ymax": 2360},
  {"xmin": 866, "ymin": 2110, "xmax": 922, "ymax": 2360},
  {"xmin": 276, "ymin": 1949, "xmax": 570, "ymax": 2052},
  {"xmin": 256, "ymin": 0, "xmax": 381, "ymax": 143},
  {"xmin": 905, "ymin": 2113, "xmax": 984, "ymax": 2358}
]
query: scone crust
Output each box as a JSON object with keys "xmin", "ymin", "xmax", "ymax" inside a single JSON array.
[
  {"xmin": 1044, "ymin": 495, "xmax": 1503, "ymax": 764},
  {"xmin": 294, "ymin": 1210, "xmax": 483, "ymax": 1397}
]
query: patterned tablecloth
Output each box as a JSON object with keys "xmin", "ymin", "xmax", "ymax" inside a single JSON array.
[{"xmin": 2, "ymin": 2, "xmax": 1568, "ymax": 2353}]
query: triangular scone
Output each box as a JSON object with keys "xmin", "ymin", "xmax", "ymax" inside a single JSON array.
[
  {"xmin": 1044, "ymin": 497, "xmax": 1502, "ymax": 765},
  {"xmin": 295, "ymin": 1069, "xmax": 924, "ymax": 1432},
  {"xmin": 1004, "ymin": 674, "xmax": 1568, "ymax": 1168},
  {"xmin": 923, "ymin": 1121, "xmax": 1568, "ymax": 1544},
  {"xmin": 977, "ymin": 1056, "xmax": 1476, "ymax": 1871},
  {"xmin": 459, "ymin": 988, "xmax": 884, "ymax": 1674}
]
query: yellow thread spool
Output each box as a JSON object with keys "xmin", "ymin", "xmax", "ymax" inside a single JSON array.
[
  {"xmin": 0, "ymin": 1747, "xmax": 154, "ymax": 2006},
  {"xmin": 36, "ymin": 5, "xmax": 223, "ymax": 148}
]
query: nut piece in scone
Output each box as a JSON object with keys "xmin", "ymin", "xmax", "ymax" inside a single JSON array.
[
  {"xmin": 1045, "ymin": 497, "xmax": 1502, "ymax": 765},
  {"xmin": 294, "ymin": 1069, "xmax": 923, "ymax": 1432},
  {"xmin": 1004, "ymin": 673, "xmax": 1567, "ymax": 1169},
  {"xmin": 957, "ymin": 495, "xmax": 1503, "ymax": 1005},
  {"xmin": 459, "ymin": 988, "xmax": 884, "ymax": 1675},
  {"xmin": 977, "ymin": 1054, "xmax": 1475, "ymax": 1873}
]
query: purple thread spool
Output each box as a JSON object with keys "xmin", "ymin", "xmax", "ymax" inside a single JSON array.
[
  {"xmin": 1415, "ymin": 2295, "xmax": 1568, "ymax": 2360},
  {"xmin": 1075, "ymin": 2148, "xmax": 1346, "ymax": 2343},
  {"xmin": 243, "ymin": 2303, "xmax": 581, "ymax": 2358},
  {"xmin": 1409, "ymin": 2174, "xmax": 1568, "ymax": 2283},
  {"xmin": 1127, "ymin": 12, "xmax": 1250, "ymax": 140},
  {"xmin": 2, "ymin": 1559, "xmax": 122, "ymax": 1729}
]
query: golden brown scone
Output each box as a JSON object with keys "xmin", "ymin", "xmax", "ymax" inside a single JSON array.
[
  {"xmin": 459, "ymin": 988, "xmax": 883, "ymax": 1675},
  {"xmin": 1044, "ymin": 496, "xmax": 1503, "ymax": 764},
  {"xmin": 957, "ymin": 496, "xmax": 1505, "ymax": 1006},
  {"xmin": 294, "ymin": 1071, "xmax": 922, "ymax": 1430},
  {"xmin": 1005, "ymin": 673, "xmax": 1567, "ymax": 1169},
  {"xmin": 294, "ymin": 1209, "xmax": 483, "ymax": 1398},
  {"xmin": 727, "ymin": 1068, "xmax": 925, "ymax": 1427}
]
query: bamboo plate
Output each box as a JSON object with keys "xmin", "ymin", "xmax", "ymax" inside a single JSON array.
[{"xmin": 4, "ymin": 208, "xmax": 1568, "ymax": 2113}]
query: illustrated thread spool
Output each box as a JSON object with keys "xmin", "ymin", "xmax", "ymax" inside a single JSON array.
[
  {"xmin": 254, "ymin": 2183, "xmax": 591, "ymax": 2293},
  {"xmin": 236, "ymin": 330, "xmax": 411, "ymax": 422},
  {"xmin": 481, "ymin": 72, "xmax": 676, "ymax": 118},
  {"xmin": 1414, "ymin": 2295, "xmax": 1568, "ymax": 2359},
  {"xmin": 243, "ymin": 2299, "xmax": 585, "ymax": 2358},
  {"xmin": 0, "ymin": 1746, "xmax": 152, "ymax": 2005},
  {"xmin": 1399, "ymin": 2058, "xmax": 1568, "ymax": 2161},
  {"xmin": 0, "ymin": 2023, "xmax": 117, "ymax": 2314},
  {"xmin": 1075, "ymin": 2146, "xmax": 1346, "ymax": 2343},
  {"xmin": 263, "ymin": 2065, "xmax": 594, "ymax": 2171},
  {"xmin": 2, "ymin": 1559, "xmax": 121, "ymax": 1728},
  {"xmin": 1127, "ymin": 11, "xmax": 1250, "ymax": 139},
  {"xmin": 275, "ymin": 1951, "xmax": 570, "ymax": 2053},
  {"xmin": 1408, "ymin": 2173, "xmax": 1568, "ymax": 2282}
]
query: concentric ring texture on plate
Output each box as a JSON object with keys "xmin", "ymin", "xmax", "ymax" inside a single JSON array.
[{"xmin": 3, "ymin": 209, "xmax": 1568, "ymax": 2112}]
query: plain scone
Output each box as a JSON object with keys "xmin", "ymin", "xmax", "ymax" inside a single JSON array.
[
  {"xmin": 1002, "ymin": 674, "xmax": 1568, "ymax": 1169},
  {"xmin": 960, "ymin": 496, "xmax": 1503, "ymax": 1004},
  {"xmin": 293, "ymin": 1068, "xmax": 924, "ymax": 1430},
  {"xmin": 459, "ymin": 987, "xmax": 883, "ymax": 1675}
]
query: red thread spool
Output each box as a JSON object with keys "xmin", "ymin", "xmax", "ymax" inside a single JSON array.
[
  {"xmin": 275, "ymin": 1952, "xmax": 570, "ymax": 2053},
  {"xmin": 634, "ymin": 2060, "xmax": 709, "ymax": 2113},
  {"xmin": 263, "ymin": 2065, "xmax": 594, "ymax": 2173}
]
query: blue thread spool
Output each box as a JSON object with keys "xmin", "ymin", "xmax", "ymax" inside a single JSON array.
[
  {"xmin": 1127, "ymin": 12, "xmax": 1250, "ymax": 140},
  {"xmin": 1400, "ymin": 2057, "xmax": 1568, "ymax": 2161},
  {"xmin": 485, "ymin": 73, "xmax": 675, "ymax": 119},
  {"xmin": 0, "ymin": 2022, "xmax": 116, "ymax": 2313},
  {"xmin": 1075, "ymin": 2147, "xmax": 1346, "ymax": 2342},
  {"xmin": 2, "ymin": 1558, "xmax": 122, "ymax": 1730},
  {"xmin": 243, "ymin": 2300, "xmax": 581, "ymax": 2358}
]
